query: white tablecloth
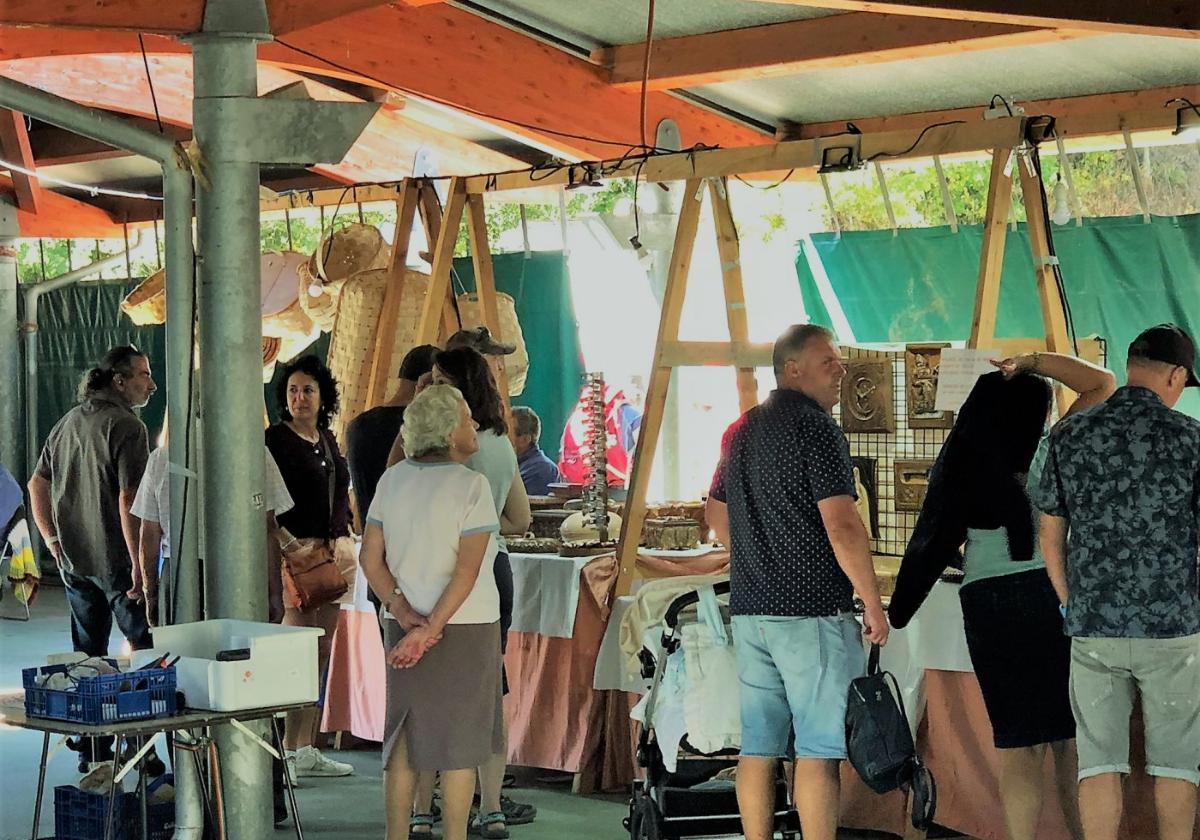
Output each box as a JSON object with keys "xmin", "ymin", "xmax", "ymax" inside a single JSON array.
[{"xmin": 507, "ymin": 552, "xmax": 593, "ymax": 638}]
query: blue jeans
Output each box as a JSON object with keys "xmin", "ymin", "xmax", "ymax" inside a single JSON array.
[
  {"xmin": 60, "ymin": 567, "xmax": 151, "ymax": 657},
  {"xmin": 732, "ymin": 614, "xmax": 866, "ymax": 759}
]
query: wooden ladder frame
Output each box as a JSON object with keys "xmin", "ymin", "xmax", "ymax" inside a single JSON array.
[
  {"xmin": 363, "ymin": 176, "xmax": 510, "ymax": 410},
  {"xmin": 614, "ymin": 177, "xmax": 760, "ymax": 597},
  {"xmin": 967, "ymin": 146, "xmax": 1076, "ymax": 413}
]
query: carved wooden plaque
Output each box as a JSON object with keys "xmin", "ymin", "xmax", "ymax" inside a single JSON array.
[
  {"xmin": 894, "ymin": 459, "xmax": 934, "ymax": 512},
  {"xmin": 905, "ymin": 343, "xmax": 954, "ymax": 429},
  {"xmin": 840, "ymin": 359, "xmax": 895, "ymax": 433}
]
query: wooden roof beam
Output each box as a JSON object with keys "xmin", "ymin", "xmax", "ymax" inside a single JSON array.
[
  {"xmin": 749, "ymin": 0, "xmax": 1199, "ymax": 38},
  {"xmin": 260, "ymin": 4, "xmax": 771, "ymax": 161},
  {"xmin": 598, "ymin": 13, "xmax": 1089, "ymax": 90},
  {"xmin": 788, "ymin": 84, "xmax": 1200, "ymax": 140},
  {"xmin": 0, "ymin": 0, "xmax": 392, "ymax": 35},
  {"xmin": 31, "ymin": 120, "xmax": 191, "ymax": 167},
  {"xmin": 0, "ymin": 174, "xmax": 125, "ymax": 237},
  {"xmin": 0, "ymin": 108, "xmax": 42, "ymax": 212}
]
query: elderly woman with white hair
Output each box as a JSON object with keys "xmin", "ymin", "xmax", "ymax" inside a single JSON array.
[{"xmin": 360, "ymin": 384, "xmax": 504, "ymax": 840}]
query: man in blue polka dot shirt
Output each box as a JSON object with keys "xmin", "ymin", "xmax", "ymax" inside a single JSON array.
[{"xmin": 707, "ymin": 324, "xmax": 889, "ymax": 840}]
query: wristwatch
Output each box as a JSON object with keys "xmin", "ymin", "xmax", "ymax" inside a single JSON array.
[{"xmin": 387, "ymin": 587, "xmax": 403, "ymax": 611}]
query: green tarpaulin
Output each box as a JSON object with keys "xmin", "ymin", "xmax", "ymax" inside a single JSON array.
[
  {"xmin": 451, "ymin": 251, "xmax": 585, "ymax": 462},
  {"xmin": 266, "ymin": 251, "xmax": 583, "ymax": 461},
  {"xmin": 25, "ymin": 282, "xmax": 167, "ymax": 463},
  {"xmin": 795, "ymin": 214, "xmax": 1200, "ymax": 418}
]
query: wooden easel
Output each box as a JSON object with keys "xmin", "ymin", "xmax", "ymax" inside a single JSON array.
[
  {"xmin": 364, "ymin": 176, "xmax": 511, "ymax": 412},
  {"xmin": 967, "ymin": 146, "xmax": 1076, "ymax": 413},
  {"xmin": 614, "ymin": 177, "xmax": 760, "ymax": 597}
]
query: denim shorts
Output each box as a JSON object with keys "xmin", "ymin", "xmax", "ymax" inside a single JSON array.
[
  {"xmin": 1070, "ymin": 633, "xmax": 1200, "ymax": 784},
  {"xmin": 731, "ymin": 614, "xmax": 866, "ymax": 759}
]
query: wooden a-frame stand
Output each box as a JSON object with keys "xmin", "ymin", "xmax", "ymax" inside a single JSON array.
[{"xmin": 363, "ymin": 176, "xmax": 511, "ymax": 411}]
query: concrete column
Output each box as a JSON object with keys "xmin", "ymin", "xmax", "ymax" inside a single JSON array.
[
  {"xmin": 190, "ymin": 16, "xmax": 271, "ymax": 840},
  {"xmin": 0, "ymin": 198, "xmax": 18, "ymax": 476}
]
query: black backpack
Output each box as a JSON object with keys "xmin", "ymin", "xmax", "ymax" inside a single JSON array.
[{"xmin": 845, "ymin": 644, "xmax": 937, "ymax": 830}]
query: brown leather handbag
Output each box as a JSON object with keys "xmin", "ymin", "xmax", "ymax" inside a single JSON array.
[{"xmin": 280, "ymin": 433, "xmax": 349, "ymax": 611}]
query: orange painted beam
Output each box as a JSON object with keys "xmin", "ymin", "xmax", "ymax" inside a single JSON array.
[
  {"xmin": 1, "ymin": 174, "xmax": 124, "ymax": 237},
  {"xmin": 264, "ymin": 4, "xmax": 771, "ymax": 158},
  {"xmin": 599, "ymin": 14, "xmax": 1089, "ymax": 90},
  {"xmin": 0, "ymin": 54, "xmax": 524, "ymax": 182},
  {"xmin": 0, "ymin": 108, "xmax": 42, "ymax": 212},
  {"xmin": 750, "ymin": 0, "xmax": 1200, "ymax": 38},
  {"xmin": 0, "ymin": 0, "xmax": 392, "ymax": 35}
]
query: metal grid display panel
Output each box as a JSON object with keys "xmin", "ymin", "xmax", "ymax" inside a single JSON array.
[{"xmin": 832, "ymin": 346, "xmax": 950, "ymax": 558}]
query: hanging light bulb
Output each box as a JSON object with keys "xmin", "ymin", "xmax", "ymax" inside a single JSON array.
[{"xmin": 1050, "ymin": 173, "xmax": 1072, "ymax": 226}]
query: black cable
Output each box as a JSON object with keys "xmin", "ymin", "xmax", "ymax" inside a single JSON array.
[
  {"xmin": 989, "ymin": 94, "xmax": 1014, "ymax": 117},
  {"xmin": 1028, "ymin": 143, "xmax": 1080, "ymax": 356},
  {"xmin": 866, "ymin": 121, "xmax": 966, "ymax": 162},
  {"xmin": 734, "ymin": 169, "xmax": 795, "ymax": 190},
  {"xmin": 138, "ymin": 35, "xmax": 165, "ymax": 134}
]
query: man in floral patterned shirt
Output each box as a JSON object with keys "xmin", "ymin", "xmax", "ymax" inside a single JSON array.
[{"xmin": 1035, "ymin": 324, "xmax": 1200, "ymax": 840}]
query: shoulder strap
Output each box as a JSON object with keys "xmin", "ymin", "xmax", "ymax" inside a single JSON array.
[
  {"xmin": 867, "ymin": 642, "xmax": 881, "ymax": 675},
  {"xmin": 318, "ymin": 432, "xmax": 335, "ymax": 525}
]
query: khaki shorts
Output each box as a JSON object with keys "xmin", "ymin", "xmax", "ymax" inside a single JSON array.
[{"xmin": 1069, "ymin": 634, "xmax": 1200, "ymax": 785}]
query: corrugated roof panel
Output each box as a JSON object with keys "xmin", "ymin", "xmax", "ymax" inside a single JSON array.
[
  {"xmin": 472, "ymin": 0, "xmax": 837, "ymax": 48},
  {"xmin": 688, "ymin": 34, "xmax": 1200, "ymax": 125}
]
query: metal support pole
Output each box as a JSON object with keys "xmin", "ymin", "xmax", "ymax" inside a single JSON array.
[
  {"xmin": 1121, "ymin": 126, "xmax": 1152, "ymax": 223},
  {"xmin": 163, "ymin": 168, "xmax": 200, "ymax": 625},
  {"xmin": 190, "ymin": 8, "xmax": 272, "ymax": 835},
  {"xmin": 873, "ymin": 162, "xmax": 898, "ymax": 236},
  {"xmin": 0, "ymin": 198, "xmax": 19, "ymax": 476},
  {"xmin": 1053, "ymin": 133, "xmax": 1084, "ymax": 227},
  {"xmin": 932, "ymin": 155, "xmax": 958, "ymax": 233}
]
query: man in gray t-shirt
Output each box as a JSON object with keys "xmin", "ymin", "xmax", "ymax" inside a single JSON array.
[{"xmin": 28, "ymin": 346, "xmax": 156, "ymax": 656}]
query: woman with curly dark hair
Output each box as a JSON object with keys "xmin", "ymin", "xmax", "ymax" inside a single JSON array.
[{"xmin": 265, "ymin": 354, "xmax": 356, "ymax": 779}]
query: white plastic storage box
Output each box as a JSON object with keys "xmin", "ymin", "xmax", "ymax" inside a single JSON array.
[{"xmin": 149, "ymin": 619, "xmax": 323, "ymax": 711}]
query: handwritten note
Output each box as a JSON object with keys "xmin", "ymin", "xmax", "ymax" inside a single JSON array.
[{"xmin": 935, "ymin": 348, "xmax": 999, "ymax": 412}]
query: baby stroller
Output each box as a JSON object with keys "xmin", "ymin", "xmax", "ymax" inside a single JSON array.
[{"xmin": 626, "ymin": 580, "xmax": 800, "ymax": 840}]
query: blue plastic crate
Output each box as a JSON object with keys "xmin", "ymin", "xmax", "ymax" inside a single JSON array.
[
  {"xmin": 54, "ymin": 775, "xmax": 175, "ymax": 840},
  {"xmin": 22, "ymin": 662, "xmax": 176, "ymax": 724}
]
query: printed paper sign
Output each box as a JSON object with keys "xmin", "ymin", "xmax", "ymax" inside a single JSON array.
[{"xmin": 934, "ymin": 348, "xmax": 999, "ymax": 412}]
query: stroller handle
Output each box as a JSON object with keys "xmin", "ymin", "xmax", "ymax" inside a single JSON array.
[{"xmin": 663, "ymin": 580, "xmax": 731, "ymax": 630}]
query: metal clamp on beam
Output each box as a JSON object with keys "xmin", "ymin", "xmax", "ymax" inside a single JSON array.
[{"xmin": 1036, "ymin": 255, "xmax": 1060, "ymax": 267}]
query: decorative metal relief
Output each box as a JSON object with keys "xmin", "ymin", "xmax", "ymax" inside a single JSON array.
[
  {"xmin": 840, "ymin": 360, "xmax": 895, "ymax": 433},
  {"xmin": 905, "ymin": 343, "xmax": 954, "ymax": 429},
  {"xmin": 894, "ymin": 460, "xmax": 935, "ymax": 512}
]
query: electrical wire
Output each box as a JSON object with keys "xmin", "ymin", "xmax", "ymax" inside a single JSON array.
[
  {"xmin": 0, "ymin": 157, "xmax": 164, "ymax": 200},
  {"xmin": 989, "ymin": 94, "xmax": 1014, "ymax": 117},
  {"xmin": 734, "ymin": 169, "xmax": 796, "ymax": 190},
  {"xmin": 138, "ymin": 35, "xmax": 165, "ymax": 134},
  {"xmin": 1026, "ymin": 139, "xmax": 1080, "ymax": 356},
  {"xmin": 865, "ymin": 121, "xmax": 966, "ymax": 162},
  {"xmin": 639, "ymin": 0, "xmax": 656, "ymax": 150}
]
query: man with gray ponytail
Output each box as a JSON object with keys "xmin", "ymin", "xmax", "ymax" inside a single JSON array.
[{"xmin": 28, "ymin": 345, "xmax": 156, "ymax": 656}]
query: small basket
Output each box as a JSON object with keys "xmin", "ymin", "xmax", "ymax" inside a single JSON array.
[
  {"xmin": 120, "ymin": 269, "xmax": 167, "ymax": 326},
  {"xmin": 55, "ymin": 775, "xmax": 175, "ymax": 840},
  {"xmin": 23, "ymin": 663, "xmax": 177, "ymax": 725}
]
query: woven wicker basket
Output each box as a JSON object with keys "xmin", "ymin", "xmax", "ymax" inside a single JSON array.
[
  {"xmin": 326, "ymin": 267, "xmax": 429, "ymax": 444},
  {"xmin": 120, "ymin": 269, "xmax": 167, "ymax": 326},
  {"xmin": 455, "ymin": 292, "xmax": 528, "ymax": 396},
  {"xmin": 299, "ymin": 225, "xmax": 391, "ymax": 331}
]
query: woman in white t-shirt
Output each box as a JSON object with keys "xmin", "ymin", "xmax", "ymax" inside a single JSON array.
[{"xmin": 360, "ymin": 385, "xmax": 504, "ymax": 840}]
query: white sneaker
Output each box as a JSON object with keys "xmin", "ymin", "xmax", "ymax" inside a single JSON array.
[
  {"xmin": 290, "ymin": 745, "xmax": 354, "ymax": 778},
  {"xmin": 283, "ymin": 755, "xmax": 301, "ymax": 788}
]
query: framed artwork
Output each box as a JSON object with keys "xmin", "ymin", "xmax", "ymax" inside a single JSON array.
[
  {"xmin": 905, "ymin": 343, "xmax": 954, "ymax": 429},
  {"xmin": 850, "ymin": 456, "xmax": 879, "ymax": 538},
  {"xmin": 894, "ymin": 459, "xmax": 934, "ymax": 512},
  {"xmin": 841, "ymin": 359, "xmax": 895, "ymax": 434}
]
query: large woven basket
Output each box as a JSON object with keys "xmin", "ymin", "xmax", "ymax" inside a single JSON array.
[
  {"xmin": 455, "ymin": 292, "xmax": 528, "ymax": 396},
  {"xmin": 299, "ymin": 225, "xmax": 390, "ymax": 331},
  {"xmin": 120, "ymin": 269, "xmax": 166, "ymax": 326},
  {"xmin": 325, "ymin": 267, "xmax": 429, "ymax": 444},
  {"xmin": 261, "ymin": 251, "xmax": 320, "ymax": 362}
]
